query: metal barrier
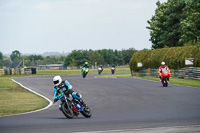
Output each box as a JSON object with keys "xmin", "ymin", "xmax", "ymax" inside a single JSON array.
[
  {"xmin": 0, "ymin": 69, "xmax": 4, "ymax": 76},
  {"xmin": 132, "ymin": 67, "xmax": 200, "ymax": 80},
  {"xmin": 150, "ymin": 69, "xmax": 157, "ymax": 77},
  {"xmin": 140, "ymin": 69, "xmax": 146, "ymax": 77}
]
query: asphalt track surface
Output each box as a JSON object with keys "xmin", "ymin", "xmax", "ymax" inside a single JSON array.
[{"xmin": 1, "ymin": 74, "xmax": 200, "ymax": 133}]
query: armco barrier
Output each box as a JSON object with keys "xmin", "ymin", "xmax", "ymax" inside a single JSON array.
[
  {"xmin": 132, "ymin": 67, "xmax": 200, "ymax": 80},
  {"xmin": 0, "ymin": 68, "xmax": 26, "ymax": 76},
  {"xmin": 0, "ymin": 69, "xmax": 4, "ymax": 76}
]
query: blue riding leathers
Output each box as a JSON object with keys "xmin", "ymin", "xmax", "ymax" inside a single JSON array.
[{"xmin": 54, "ymin": 80, "xmax": 73, "ymax": 100}]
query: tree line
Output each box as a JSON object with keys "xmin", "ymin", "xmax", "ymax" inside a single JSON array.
[
  {"xmin": 147, "ymin": 0, "xmax": 200, "ymax": 49},
  {"xmin": 0, "ymin": 50, "xmax": 65, "ymax": 69},
  {"xmin": 0, "ymin": 48, "xmax": 137, "ymax": 69},
  {"xmin": 64, "ymin": 48, "xmax": 137, "ymax": 68}
]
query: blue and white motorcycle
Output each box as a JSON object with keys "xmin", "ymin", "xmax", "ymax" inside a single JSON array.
[{"xmin": 55, "ymin": 89, "xmax": 92, "ymax": 119}]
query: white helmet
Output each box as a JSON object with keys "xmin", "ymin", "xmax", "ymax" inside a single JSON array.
[
  {"xmin": 53, "ymin": 76, "xmax": 62, "ymax": 86},
  {"xmin": 161, "ymin": 62, "xmax": 165, "ymax": 66}
]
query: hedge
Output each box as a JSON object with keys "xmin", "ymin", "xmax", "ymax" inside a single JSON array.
[{"xmin": 129, "ymin": 46, "xmax": 200, "ymax": 72}]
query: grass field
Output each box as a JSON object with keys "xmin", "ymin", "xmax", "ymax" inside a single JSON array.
[
  {"xmin": 100, "ymin": 74, "xmax": 200, "ymax": 88},
  {"xmin": 0, "ymin": 77, "xmax": 48, "ymax": 116}
]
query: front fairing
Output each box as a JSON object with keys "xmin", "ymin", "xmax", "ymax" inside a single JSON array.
[
  {"xmin": 82, "ymin": 68, "xmax": 89, "ymax": 74},
  {"xmin": 72, "ymin": 99, "xmax": 83, "ymax": 112}
]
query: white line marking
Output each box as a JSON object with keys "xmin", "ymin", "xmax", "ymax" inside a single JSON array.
[{"xmin": 0, "ymin": 78, "xmax": 53, "ymax": 117}]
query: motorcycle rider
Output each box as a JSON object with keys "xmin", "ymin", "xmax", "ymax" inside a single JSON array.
[
  {"xmin": 111, "ymin": 65, "xmax": 116, "ymax": 73},
  {"xmin": 111, "ymin": 65, "xmax": 115, "ymax": 69},
  {"xmin": 53, "ymin": 75, "xmax": 86, "ymax": 110},
  {"xmin": 98, "ymin": 65, "xmax": 103, "ymax": 71},
  {"xmin": 83, "ymin": 62, "xmax": 89, "ymax": 68},
  {"xmin": 158, "ymin": 62, "xmax": 170, "ymax": 82}
]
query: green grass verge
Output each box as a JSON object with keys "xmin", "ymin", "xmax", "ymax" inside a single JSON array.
[
  {"xmin": 0, "ymin": 77, "xmax": 48, "ymax": 116},
  {"xmin": 99, "ymin": 74, "xmax": 200, "ymax": 88}
]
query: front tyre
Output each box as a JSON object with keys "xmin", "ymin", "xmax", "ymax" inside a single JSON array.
[
  {"xmin": 163, "ymin": 77, "xmax": 168, "ymax": 87},
  {"xmin": 81, "ymin": 106, "xmax": 92, "ymax": 118},
  {"xmin": 111, "ymin": 70, "xmax": 115, "ymax": 74},
  {"xmin": 61, "ymin": 102, "xmax": 74, "ymax": 119},
  {"xmin": 83, "ymin": 72, "xmax": 87, "ymax": 78}
]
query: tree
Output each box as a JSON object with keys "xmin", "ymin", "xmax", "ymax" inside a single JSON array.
[
  {"xmin": 10, "ymin": 50, "xmax": 22, "ymax": 68},
  {"xmin": 147, "ymin": 0, "xmax": 185, "ymax": 48},
  {"xmin": 147, "ymin": 1, "xmax": 168, "ymax": 49},
  {"xmin": 98, "ymin": 49, "xmax": 115, "ymax": 65},
  {"xmin": 122, "ymin": 48, "xmax": 137, "ymax": 64},
  {"xmin": 63, "ymin": 48, "xmax": 137, "ymax": 68},
  {"xmin": 180, "ymin": 0, "xmax": 200, "ymax": 45},
  {"xmin": 26, "ymin": 55, "xmax": 44, "ymax": 66},
  {"xmin": 88, "ymin": 50, "xmax": 105, "ymax": 66},
  {"xmin": 3, "ymin": 59, "xmax": 11, "ymax": 68},
  {"xmin": 64, "ymin": 50, "xmax": 89, "ymax": 68},
  {"xmin": 10, "ymin": 50, "xmax": 21, "ymax": 61}
]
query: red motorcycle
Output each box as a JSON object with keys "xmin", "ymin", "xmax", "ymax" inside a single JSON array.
[{"xmin": 160, "ymin": 70, "xmax": 170, "ymax": 87}]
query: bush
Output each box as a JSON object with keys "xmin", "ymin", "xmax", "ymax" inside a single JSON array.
[{"xmin": 129, "ymin": 46, "xmax": 200, "ymax": 72}]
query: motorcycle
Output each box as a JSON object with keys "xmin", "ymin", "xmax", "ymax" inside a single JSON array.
[
  {"xmin": 82, "ymin": 67, "xmax": 89, "ymax": 78},
  {"xmin": 111, "ymin": 67, "xmax": 115, "ymax": 74},
  {"xmin": 98, "ymin": 67, "xmax": 103, "ymax": 75},
  {"xmin": 55, "ymin": 89, "xmax": 92, "ymax": 119},
  {"xmin": 160, "ymin": 70, "xmax": 170, "ymax": 87}
]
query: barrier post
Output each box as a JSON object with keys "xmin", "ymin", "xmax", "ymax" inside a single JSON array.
[
  {"xmin": 21, "ymin": 68, "xmax": 24, "ymax": 75},
  {"xmin": 0, "ymin": 69, "xmax": 4, "ymax": 76}
]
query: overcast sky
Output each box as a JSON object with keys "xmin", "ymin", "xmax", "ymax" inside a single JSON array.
[{"xmin": 0, "ymin": 0, "xmax": 167, "ymax": 54}]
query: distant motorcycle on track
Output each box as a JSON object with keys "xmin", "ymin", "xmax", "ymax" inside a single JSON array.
[
  {"xmin": 160, "ymin": 69, "xmax": 170, "ymax": 87},
  {"xmin": 98, "ymin": 67, "xmax": 103, "ymax": 75},
  {"xmin": 82, "ymin": 67, "xmax": 89, "ymax": 78}
]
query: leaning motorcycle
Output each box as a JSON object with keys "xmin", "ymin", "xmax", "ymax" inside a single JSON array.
[
  {"xmin": 160, "ymin": 70, "xmax": 170, "ymax": 87},
  {"xmin": 82, "ymin": 67, "xmax": 89, "ymax": 78},
  {"xmin": 56, "ymin": 89, "xmax": 92, "ymax": 119}
]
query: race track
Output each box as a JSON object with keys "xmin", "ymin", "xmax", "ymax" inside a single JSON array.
[{"xmin": 1, "ymin": 74, "xmax": 200, "ymax": 133}]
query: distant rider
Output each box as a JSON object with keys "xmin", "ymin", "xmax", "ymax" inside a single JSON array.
[
  {"xmin": 111, "ymin": 65, "xmax": 116, "ymax": 73},
  {"xmin": 83, "ymin": 62, "xmax": 89, "ymax": 68},
  {"xmin": 98, "ymin": 65, "xmax": 103, "ymax": 71},
  {"xmin": 111, "ymin": 65, "xmax": 115, "ymax": 69},
  {"xmin": 158, "ymin": 62, "xmax": 170, "ymax": 81},
  {"xmin": 53, "ymin": 76, "xmax": 86, "ymax": 110}
]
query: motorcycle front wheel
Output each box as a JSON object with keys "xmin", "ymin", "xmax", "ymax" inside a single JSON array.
[
  {"xmin": 81, "ymin": 106, "xmax": 92, "ymax": 118},
  {"xmin": 163, "ymin": 77, "xmax": 168, "ymax": 87},
  {"xmin": 83, "ymin": 73, "xmax": 87, "ymax": 78},
  {"xmin": 61, "ymin": 102, "xmax": 74, "ymax": 119}
]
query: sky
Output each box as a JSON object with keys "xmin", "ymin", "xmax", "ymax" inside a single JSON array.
[{"xmin": 0, "ymin": 0, "xmax": 167, "ymax": 55}]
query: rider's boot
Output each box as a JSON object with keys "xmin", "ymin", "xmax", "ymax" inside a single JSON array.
[{"xmin": 59, "ymin": 104, "xmax": 62, "ymax": 111}]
